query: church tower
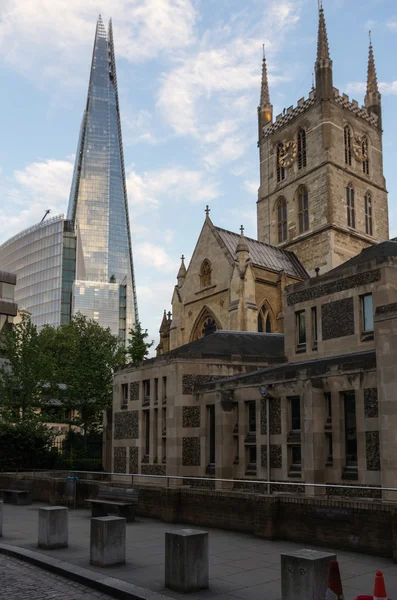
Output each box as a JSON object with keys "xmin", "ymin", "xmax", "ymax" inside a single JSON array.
[{"xmin": 257, "ymin": 7, "xmax": 388, "ymax": 275}]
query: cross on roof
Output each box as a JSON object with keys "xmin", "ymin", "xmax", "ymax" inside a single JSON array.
[
  {"xmin": 205, "ymin": 205, "xmax": 210, "ymax": 217},
  {"xmin": 240, "ymin": 225, "xmax": 244, "ymax": 235},
  {"xmin": 181, "ymin": 255, "xmax": 185, "ymax": 261}
]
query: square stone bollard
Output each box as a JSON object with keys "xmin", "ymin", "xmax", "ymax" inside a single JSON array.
[
  {"xmin": 0, "ymin": 500, "xmax": 3, "ymax": 537},
  {"xmin": 38, "ymin": 506, "xmax": 68, "ymax": 549},
  {"xmin": 281, "ymin": 549, "xmax": 336, "ymax": 600},
  {"xmin": 90, "ymin": 516, "xmax": 126, "ymax": 567},
  {"xmin": 165, "ymin": 529, "xmax": 209, "ymax": 593}
]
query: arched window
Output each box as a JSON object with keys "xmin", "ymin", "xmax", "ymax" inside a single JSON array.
[
  {"xmin": 362, "ymin": 136, "xmax": 369, "ymax": 175},
  {"xmin": 297, "ymin": 129, "xmax": 307, "ymax": 169},
  {"xmin": 297, "ymin": 187, "xmax": 309, "ymax": 234},
  {"xmin": 365, "ymin": 191, "xmax": 373, "ymax": 236},
  {"xmin": 344, "ymin": 125, "xmax": 352, "ymax": 166},
  {"xmin": 257, "ymin": 305, "xmax": 272, "ymax": 333},
  {"xmin": 200, "ymin": 259, "xmax": 212, "ymax": 289},
  {"xmin": 190, "ymin": 307, "xmax": 221, "ymax": 341},
  {"xmin": 276, "ymin": 143, "xmax": 285, "ymax": 183},
  {"xmin": 276, "ymin": 197, "xmax": 288, "ymax": 243},
  {"xmin": 346, "ymin": 183, "xmax": 355, "ymax": 228}
]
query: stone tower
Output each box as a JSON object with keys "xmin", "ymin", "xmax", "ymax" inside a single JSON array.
[{"xmin": 257, "ymin": 8, "xmax": 388, "ymax": 275}]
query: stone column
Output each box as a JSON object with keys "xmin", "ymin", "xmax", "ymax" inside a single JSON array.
[
  {"xmin": 303, "ymin": 383, "xmax": 327, "ymax": 496},
  {"xmin": 38, "ymin": 506, "xmax": 68, "ymax": 549},
  {"xmin": 165, "ymin": 529, "xmax": 209, "ymax": 592},
  {"xmin": 90, "ymin": 516, "xmax": 126, "ymax": 567},
  {"xmin": 215, "ymin": 392, "xmax": 235, "ymax": 490},
  {"xmin": 281, "ymin": 549, "xmax": 336, "ymax": 600}
]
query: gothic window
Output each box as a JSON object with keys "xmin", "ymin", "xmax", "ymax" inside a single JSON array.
[
  {"xmin": 362, "ymin": 136, "xmax": 369, "ymax": 175},
  {"xmin": 346, "ymin": 183, "xmax": 355, "ymax": 229},
  {"xmin": 297, "ymin": 186, "xmax": 309, "ymax": 234},
  {"xmin": 276, "ymin": 143, "xmax": 285, "ymax": 183},
  {"xmin": 344, "ymin": 125, "xmax": 352, "ymax": 166},
  {"xmin": 191, "ymin": 307, "xmax": 220, "ymax": 341},
  {"xmin": 200, "ymin": 259, "xmax": 212, "ymax": 289},
  {"xmin": 365, "ymin": 191, "xmax": 373, "ymax": 236},
  {"xmin": 276, "ymin": 197, "xmax": 288, "ymax": 243},
  {"xmin": 297, "ymin": 129, "xmax": 307, "ymax": 169},
  {"xmin": 257, "ymin": 305, "xmax": 272, "ymax": 333}
]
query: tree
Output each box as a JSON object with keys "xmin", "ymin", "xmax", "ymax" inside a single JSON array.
[
  {"xmin": 127, "ymin": 322, "xmax": 153, "ymax": 363},
  {"xmin": 109, "ymin": 274, "xmax": 117, "ymax": 283},
  {"xmin": 52, "ymin": 313, "xmax": 125, "ymax": 440},
  {"xmin": 0, "ymin": 314, "xmax": 54, "ymax": 422}
]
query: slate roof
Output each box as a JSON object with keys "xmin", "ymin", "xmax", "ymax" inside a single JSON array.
[
  {"xmin": 166, "ymin": 330, "xmax": 285, "ymax": 360},
  {"xmin": 214, "ymin": 226, "xmax": 308, "ymax": 280},
  {"xmin": 329, "ymin": 240, "xmax": 397, "ymax": 274}
]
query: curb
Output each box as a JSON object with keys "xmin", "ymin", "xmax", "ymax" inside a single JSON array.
[{"xmin": 0, "ymin": 543, "xmax": 170, "ymax": 600}]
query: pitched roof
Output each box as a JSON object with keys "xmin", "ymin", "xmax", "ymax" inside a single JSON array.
[
  {"xmin": 329, "ymin": 240, "xmax": 397, "ymax": 274},
  {"xmin": 167, "ymin": 330, "xmax": 285, "ymax": 360},
  {"xmin": 214, "ymin": 226, "xmax": 308, "ymax": 280}
]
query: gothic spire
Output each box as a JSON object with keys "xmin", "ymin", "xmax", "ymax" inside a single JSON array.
[
  {"xmin": 177, "ymin": 255, "xmax": 186, "ymax": 287},
  {"xmin": 316, "ymin": 5, "xmax": 330, "ymax": 63},
  {"xmin": 366, "ymin": 35, "xmax": 379, "ymax": 97},
  {"xmin": 260, "ymin": 46, "xmax": 270, "ymax": 107}
]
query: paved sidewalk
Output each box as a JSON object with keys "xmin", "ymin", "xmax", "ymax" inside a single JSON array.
[
  {"xmin": 2, "ymin": 502, "xmax": 397, "ymax": 600},
  {"xmin": 0, "ymin": 553, "xmax": 113, "ymax": 600}
]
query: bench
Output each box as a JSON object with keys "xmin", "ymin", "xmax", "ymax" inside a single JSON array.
[
  {"xmin": 0, "ymin": 480, "xmax": 32, "ymax": 505},
  {"xmin": 85, "ymin": 487, "xmax": 139, "ymax": 522}
]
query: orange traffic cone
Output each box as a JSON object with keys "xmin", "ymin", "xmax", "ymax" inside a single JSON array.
[
  {"xmin": 374, "ymin": 570, "xmax": 387, "ymax": 600},
  {"xmin": 325, "ymin": 560, "xmax": 344, "ymax": 599}
]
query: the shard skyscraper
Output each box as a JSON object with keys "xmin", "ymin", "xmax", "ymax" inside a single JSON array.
[{"xmin": 67, "ymin": 16, "xmax": 138, "ymax": 342}]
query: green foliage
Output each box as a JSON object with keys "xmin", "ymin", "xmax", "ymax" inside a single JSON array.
[
  {"xmin": 0, "ymin": 314, "xmax": 55, "ymax": 421},
  {"xmin": 109, "ymin": 274, "xmax": 117, "ymax": 283},
  {"xmin": 127, "ymin": 321, "xmax": 153, "ymax": 363},
  {"xmin": 0, "ymin": 421, "xmax": 56, "ymax": 470}
]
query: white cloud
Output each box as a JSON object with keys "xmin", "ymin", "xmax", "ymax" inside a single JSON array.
[
  {"xmin": 135, "ymin": 242, "xmax": 179, "ymax": 273},
  {"xmin": 0, "ymin": 0, "xmax": 196, "ymax": 79},
  {"xmin": 387, "ymin": 20, "xmax": 397, "ymax": 32},
  {"xmin": 346, "ymin": 81, "xmax": 397, "ymax": 96},
  {"xmin": 244, "ymin": 180, "xmax": 258, "ymax": 196}
]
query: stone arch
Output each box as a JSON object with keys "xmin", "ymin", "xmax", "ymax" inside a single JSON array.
[
  {"xmin": 190, "ymin": 306, "xmax": 222, "ymax": 342},
  {"xmin": 199, "ymin": 259, "xmax": 212, "ymax": 289},
  {"xmin": 257, "ymin": 300, "xmax": 276, "ymax": 333}
]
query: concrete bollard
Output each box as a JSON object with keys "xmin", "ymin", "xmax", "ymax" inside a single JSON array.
[
  {"xmin": 38, "ymin": 506, "xmax": 68, "ymax": 549},
  {"xmin": 0, "ymin": 500, "xmax": 3, "ymax": 537},
  {"xmin": 281, "ymin": 549, "xmax": 336, "ymax": 600},
  {"xmin": 90, "ymin": 516, "xmax": 126, "ymax": 567},
  {"xmin": 165, "ymin": 529, "xmax": 209, "ymax": 593}
]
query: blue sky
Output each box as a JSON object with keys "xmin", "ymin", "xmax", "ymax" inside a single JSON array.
[{"xmin": 0, "ymin": 0, "xmax": 396, "ymax": 346}]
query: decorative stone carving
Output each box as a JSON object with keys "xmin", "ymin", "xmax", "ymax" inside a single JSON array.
[
  {"xmin": 182, "ymin": 375, "xmax": 223, "ymax": 395},
  {"xmin": 261, "ymin": 444, "xmax": 282, "ymax": 469},
  {"xmin": 114, "ymin": 411, "xmax": 139, "ymax": 440},
  {"xmin": 260, "ymin": 398, "xmax": 281, "ymax": 435},
  {"xmin": 113, "ymin": 447, "xmax": 126, "ymax": 473},
  {"xmin": 141, "ymin": 464, "xmax": 166, "ymax": 476},
  {"xmin": 287, "ymin": 270, "xmax": 381, "ymax": 306},
  {"xmin": 326, "ymin": 484, "xmax": 381, "ymax": 498},
  {"xmin": 130, "ymin": 382, "xmax": 139, "ymax": 402},
  {"xmin": 322, "ymin": 298, "xmax": 354, "ymax": 340},
  {"xmin": 129, "ymin": 447, "xmax": 138, "ymax": 474},
  {"xmin": 182, "ymin": 437, "xmax": 201, "ymax": 466},
  {"xmin": 182, "ymin": 406, "xmax": 201, "ymax": 428},
  {"xmin": 364, "ymin": 388, "xmax": 378, "ymax": 418},
  {"xmin": 366, "ymin": 431, "xmax": 380, "ymax": 471}
]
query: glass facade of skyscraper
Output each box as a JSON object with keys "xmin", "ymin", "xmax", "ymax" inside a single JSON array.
[{"xmin": 67, "ymin": 16, "xmax": 138, "ymax": 337}]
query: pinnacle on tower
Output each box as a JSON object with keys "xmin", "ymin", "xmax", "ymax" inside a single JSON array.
[
  {"xmin": 177, "ymin": 255, "xmax": 187, "ymax": 287},
  {"xmin": 315, "ymin": 4, "xmax": 333, "ymax": 100},
  {"xmin": 364, "ymin": 34, "xmax": 382, "ymax": 127},
  {"xmin": 257, "ymin": 46, "xmax": 273, "ymax": 142},
  {"xmin": 260, "ymin": 46, "xmax": 270, "ymax": 107}
]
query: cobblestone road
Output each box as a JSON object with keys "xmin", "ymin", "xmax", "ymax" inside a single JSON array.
[{"xmin": 0, "ymin": 554, "xmax": 114, "ymax": 600}]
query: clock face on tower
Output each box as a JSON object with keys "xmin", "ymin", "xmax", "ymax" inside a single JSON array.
[
  {"xmin": 353, "ymin": 135, "xmax": 368, "ymax": 162},
  {"xmin": 278, "ymin": 140, "xmax": 298, "ymax": 168}
]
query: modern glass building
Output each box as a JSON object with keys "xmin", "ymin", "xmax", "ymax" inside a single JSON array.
[
  {"xmin": 68, "ymin": 16, "xmax": 138, "ymax": 339},
  {"xmin": 0, "ymin": 17, "xmax": 137, "ymax": 343}
]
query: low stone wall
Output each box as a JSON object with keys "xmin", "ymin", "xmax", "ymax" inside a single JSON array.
[{"xmin": 1, "ymin": 475, "xmax": 396, "ymax": 560}]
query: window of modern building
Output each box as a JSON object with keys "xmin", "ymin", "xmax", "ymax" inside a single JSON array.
[
  {"xmin": 144, "ymin": 410, "xmax": 150, "ymax": 458},
  {"xmin": 311, "ymin": 306, "xmax": 318, "ymax": 350},
  {"xmin": 247, "ymin": 401, "xmax": 257, "ymax": 434},
  {"xmin": 344, "ymin": 391, "xmax": 357, "ymax": 468},
  {"xmin": 200, "ymin": 259, "xmax": 212, "ymax": 288},
  {"xmin": 362, "ymin": 136, "xmax": 369, "ymax": 175},
  {"xmin": 208, "ymin": 404, "xmax": 216, "ymax": 466},
  {"xmin": 289, "ymin": 397, "xmax": 301, "ymax": 431},
  {"xmin": 346, "ymin": 183, "xmax": 355, "ymax": 228},
  {"xmin": 361, "ymin": 293, "xmax": 374, "ymax": 336},
  {"xmin": 121, "ymin": 383, "xmax": 128, "ymax": 408},
  {"xmin": 297, "ymin": 187, "xmax": 309, "ymax": 234},
  {"xmin": 154, "ymin": 378, "xmax": 159, "ymax": 404},
  {"xmin": 296, "ymin": 310, "xmax": 306, "ymax": 351},
  {"xmin": 277, "ymin": 197, "xmax": 288, "ymax": 243},
  {"xmin": 297, "ymin": 129, "xmax": 307, "ymax": 169},
  {"xmin": 162, "ymin": 376, "xmax": 167, "ymax": 403},
  {"xmin": 1, "ymin": 282, "xmax": 14, "ymax": 300},
  {"xmin": 277, "ymin": 143, "xmax": 286, "ymax": 183},
  {"xmin": 257, "ymin": 306, "xmax": 272, "ymax": 333},
  {"xmin": 365, "ymin": 192, "xmax": 373, "ymax": 236},
  {"xmin": 344, "ymin": 125, "xmax": 352, "ymax": 165},
  {"xmin": 143, "ymin": 380, "xmax": 150, "ymax": 403}
]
